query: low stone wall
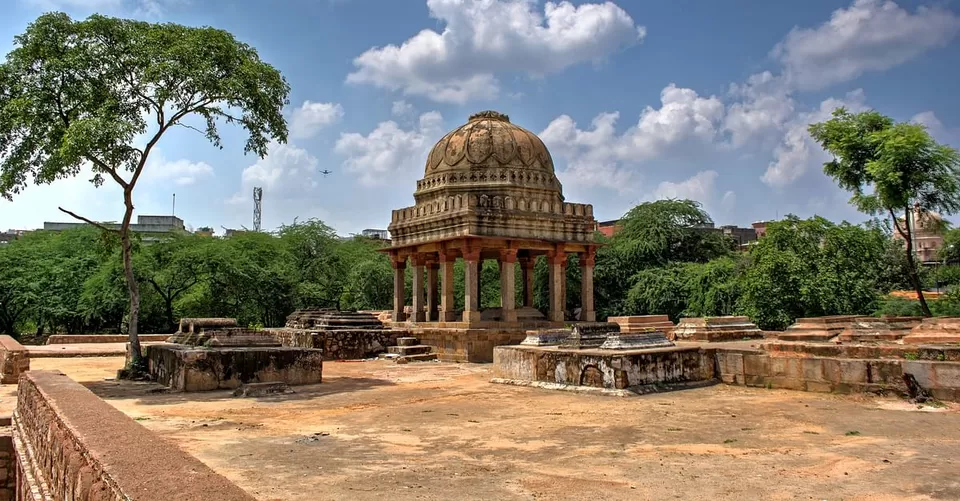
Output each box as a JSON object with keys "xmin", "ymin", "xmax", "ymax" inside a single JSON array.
[
  {"xmin": 0, "ymin": 336, "xmax": 28, "ymax": 385},
  {"xmin": 715, "ymin": 349, "xmax": 960, "ymax": 401},
  {"xmin": 45, "ymin": 334, "xmax": 170, "ymax": 345},
  {"xmin": 270, "ymin": 328, "xmax": 401, "ymax": 359},
  {"xmin": 146, "ymin": 344, "xmax": 323, "ymax": 391},
  {"xmin": 13, "ymin": 370, "xmax": 255, "ymax": 500},
  {"xmin": 494, "ymin": 345, "xmax": 715, "ymax": 390}
]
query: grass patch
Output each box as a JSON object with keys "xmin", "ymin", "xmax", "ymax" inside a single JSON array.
[
  {"xmin": 802, "ymin": 431, "xmax": 819, "ymax": 435},
  {"xmin": 845, "ymin": 430, "xmax": 861, "ymax": 436},
  {"xmin": 723, "ymin": 439, "xmax": 737, "ymax": 444}
]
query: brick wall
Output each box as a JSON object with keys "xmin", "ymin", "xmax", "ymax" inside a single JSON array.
[
  {"xmin": 13, "ymin": 370, "xmax": 256, "ymax": 500},
  {"xmin": 270, "ymin": 328, "xmax": 401, "ymax": 359}
]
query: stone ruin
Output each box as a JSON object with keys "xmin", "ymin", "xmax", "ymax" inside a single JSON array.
[
  {"xmin": 521, "ymin": 323, "xmax": 675, "ymax": 350},
  {"xmin": 167, "ymin": 317, "xmax": 280, "ymax": 347},
  {"xmin": 147, "ymin": 317, "xmax": 322, "ymax": 392},
  {"xmin": 672, "ymin": 316, "xmax": 763, "ymax": 342},
  {"xmin": 837, "ymin": 316, "xmax": 921, "ymax": 343},
  {"xmin": 273, "ymin": 308, "xmax": 400, "ymax": 360},
  {"xmin": 777, "ymin": 315, "xmax": 860, "ymax": 342},
  {"xmin": 607, "ymin": 315, "xmax": 675, "ymax": 338},
  {"xmin": 903, "ymin": 317, "xmax": 960, "ymax": 345}
]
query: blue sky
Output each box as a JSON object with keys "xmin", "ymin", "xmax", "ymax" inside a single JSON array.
[{"xmin": 1, "ymin": 0, "xmax": 959, "ymax": 235}]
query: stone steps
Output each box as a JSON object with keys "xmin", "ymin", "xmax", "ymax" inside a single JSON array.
[
  {"xmin": 381, "ymin": 337, "xmax": 437, "ymax": 363},
  {"xmin": 387, "ymin": 345, "xmax": 433, "ymax": 356}
]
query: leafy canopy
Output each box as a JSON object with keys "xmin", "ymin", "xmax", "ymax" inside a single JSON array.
[{"xmin": 0, "ymin": 12, "xmax": 290, "ymax": 196}]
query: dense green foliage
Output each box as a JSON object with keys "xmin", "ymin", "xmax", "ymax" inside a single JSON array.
[
  {"xmin": 0, "ymin": 200, "xmax": 942, "ymax": 339},
  {"xmin": 808, "ymin": 108, "xmax": 960, "ymax": 316}
]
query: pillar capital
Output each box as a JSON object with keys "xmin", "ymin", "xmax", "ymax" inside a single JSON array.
[
  {"xmin": 410, "ymin": 253, "xmax": 427, "ymax": 267},
  {"xmin": 546, "ymin": 250, "xmax": 568, "ymax": 267},
  {"xmin": 518, "ymin": 255, "xmax": 536, "ymax": 269},
  {"xmin": 462, "ymin": 246, "xmax": 481, "ymax": 262},
  {"xmin": 499, "ymin": 249, "xmax": 518, "ymax": 263},
  {"xmin": 580, "ymin": 248, "xmax": 596, "ymax": 268},
  {"xmin": 390, "ymin": 254, "xmax": 407, "ymax": 270},
  {"xmin": 438, "ymin": 249, "xmax": 456, "ymax": 263}
]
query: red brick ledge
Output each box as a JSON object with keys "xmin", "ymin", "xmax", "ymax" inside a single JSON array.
[{"xmin": 14, "ymin": 371, "xmax": 255, "ymax": 500}]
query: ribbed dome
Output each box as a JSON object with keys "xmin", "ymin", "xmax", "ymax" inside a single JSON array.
[{"xmin": 424, "ymin": 111, "xmax": 555, "ymax": 176}]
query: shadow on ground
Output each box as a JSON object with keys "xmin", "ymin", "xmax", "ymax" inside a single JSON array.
[{"xmin": 82, "ymin": 375, "xmax": 395, "ymax": 406}]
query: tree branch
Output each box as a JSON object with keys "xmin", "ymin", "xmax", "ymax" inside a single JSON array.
[
  {"xmin": 57, "ymin": 207, "xmax": 119, "ymax": 233},
  {"xmin": 173, "ymin": 122, "xmax": 206, "ymax": 136},
  {"xmin": 890, "ymin": 209, "xmax": 909, "ymax": 240},
  {"xmin": 84, "ymin": 155, "xmax": 130, "ymax": 188}
]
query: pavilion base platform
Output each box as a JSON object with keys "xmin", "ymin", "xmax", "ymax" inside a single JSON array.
[
  {"xmin": 404, "ymin": 320, "xmax": 565, "ymax": 363},
  {"xmin": 145, "ymin": 344, "xmax": 323, "ymax": 392}
]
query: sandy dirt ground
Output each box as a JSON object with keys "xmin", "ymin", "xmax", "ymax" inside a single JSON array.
[{"xmin": 16, "ymin": 357, "xmax": 960, "ymax": 501}]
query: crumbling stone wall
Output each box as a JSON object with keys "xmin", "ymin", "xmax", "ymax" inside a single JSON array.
[
  {"xmin": 271, "ymin": 328, "xmax": 402, "ymax": 359},
  {"xmin": 0, "ymin": 420, "xmax": 14, "ymax": 501},
  {"xmin": 0, "ymin": 336, "xmax": 28, "ymax": 385},
  {"xmin": 13, "ymin": 370, "xmax": 256, "ymax": 500},
  {"xmin": 45, "ymin": 334, "xmax": 169, "ymax": 345}
]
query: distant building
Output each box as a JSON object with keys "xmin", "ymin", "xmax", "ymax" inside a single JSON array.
[
  {"xmin": 892, "ymin": 209, "xmax": 946, "ymax": 265},
  {"xmin": 596, "ymin": 220, "xmax": 619, "ymax": 238},
  {"xmin": 751, "ymin": 221, "xmax": 771, "ymax": 238},
  {"xmin": 0, "ymin": 231, "xmax": 21, "ymax": 245},
  {"xmin": 719, "ymin": 224, "xmax": 759, "ymax": 248},
  {"xmin": 595, "ymin": 218, "xmax": 763, "ymax": 250},
  {"xmin": 361, "ymin": 228, "xmax": 389, "ymax": 240},
  {"xmin": 43, "ymin": 215, "xmax": 185, "ymax": 243},
  {"xmin": 195, "ymin": 227, "xmax": 214, "ymax": 237},
  {"xmin": 223, "ymin": 228, "xmax": 248, "ymax": 238}
]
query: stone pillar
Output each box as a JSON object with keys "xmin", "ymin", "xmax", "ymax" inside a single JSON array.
[
  {"xmin": 520, "ymin": 256, "xmax": 535, "ymax": 308},
  {"xmin": 500, "ymin": 250, "xmax": 518, "ymax": 323},
  {"xmin": 547, "ymin": 250, "xmax": 567, "ymax": 323},
  {"xmin": 580, "ymin": 249, "xmax": 596, "ymax": 322},
  {"xmin": 439, "ymin": 251, "xmax": 457, "ymax": 322},
  {"xmin": 463, "ymin": 247, "xmax": 482, "ymax": 323},
  {"xmin": 411, "ymin": 254, "xmax": 426, "ymax": 323},
  {"xmin": 391, "ymin": 255, "xmax": 407, "ymax": 322},
  {"xmin": 426, "ymin": 260, "xmax": 439, "ymax": 322}
]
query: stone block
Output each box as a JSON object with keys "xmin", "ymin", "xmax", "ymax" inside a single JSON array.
[
  {"xmin": 396, "ymin": 337, "xmax": 419, "ymax": 346},
  {"xmin": 146, "ymin": 344, "xmax": 323, "ymax": 392},
  {"xmin": 777, "ymin": 315, "xmax": 859, "ymax": 342},
  {"xmin": 561, "ymin": 323, "xmax": 620, "ymax": 349},
  {"xmin": 521, "ymin": 329, "xmax": 569, "ymax": 346},
  {"xmin": 599, "ymin": 331, "xmax": 674, "ymax": 350},
  {"xmin": 673, "ymin": 316, "xmax": 762, "ymax": 342},
  {"xmin": 903, "ymin": 317, "xmax": 960, "ymax": 345},
  {"xmin": 0, "ymin": 336, "xmax": 28, "ymax": 385}
]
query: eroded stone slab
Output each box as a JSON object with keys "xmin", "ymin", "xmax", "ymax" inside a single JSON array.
[
  {"xmin": 778, "ymin": 315, "xmax": 860, "ymax": 342},
  {"xmin": 837, "ymin": 316, "xmax": 921, "ymax": 343},
  {"xmin": 903, "ymin": 317, "xmax": 960, "ymax": 345},
  {"xmin": 607, "ymin": 315, "xmax": 675, "ymax": 336},
  {"xmin": 146, "ymin": 345, "xmax": 322, "ymax": 392},
  {"xmin": 561, "ymin": 323, "xmax": 620, "ymax": 349},
  {"xmin": 521, "ymin": 329, "xmax": 569, "ymax": 346},
  {"xmin": 599, "ymin": 331, "xmax": 675, "ymax": 350},
  {"xmin": 673, "ymin": 316, "xmax": 762, "ymax": 342}
]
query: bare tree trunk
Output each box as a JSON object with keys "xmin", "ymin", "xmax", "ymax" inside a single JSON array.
[
  {"xmin": 121, "ymin": 187, "xmax": 144, "ymax": 368},
  {"xmin": 894, "ymin": 208, "xmax": 932, "ymax": 317}
]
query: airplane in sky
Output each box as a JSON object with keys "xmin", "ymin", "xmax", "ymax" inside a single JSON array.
[{"xmin": 320, "ymin": 169, "xmax": 333, "ymax": 177}]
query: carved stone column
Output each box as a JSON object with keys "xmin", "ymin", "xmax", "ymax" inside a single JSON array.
[
  {"xmin": 439, "ymin": 251, "xmax": 457, "ymax": 322},
  {"xmin": 391, "ymin": 255, "xmax": 407, "ymax": 322},
  {"xmin": 500, "ymin": 250, "xmax": 518, "ymax": 323},
  {"xmin": 580, "ymin": 248, "xmax": 596, "ymax": 322},
  {"xmin": 519, "ymin": 256, "xmax": 535, "ymax": 308},
  {"xmin": 411, "ymin": 254, "xmax": 426, "ymax": 323},
  {"xmin": 426, "ymin": 259, "xmax": 439, "ymax": 322},
  {"xmin": 547, "ymin": 250, "xmax": 567, "ymax": 323},
  {"xmin": 463, "ymin": 246, "xmax": 482, "ymax": 323}
]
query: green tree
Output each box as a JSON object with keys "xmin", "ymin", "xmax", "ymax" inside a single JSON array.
[
  {"xmin": 809, "ymin": 108, "xmax": 960, "ymax": 316},
  {"xmin": 0, "ymin": 13, "xmax": 289, "ymax": 368},
  {"xmin": 136, "ymin": 235, "xmax": 206, "ymax": 332}
]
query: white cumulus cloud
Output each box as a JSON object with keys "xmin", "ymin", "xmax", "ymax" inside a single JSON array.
[
  {"xmin": 346, "ymin": 0, "xmax": 645, "ymax": 103},
  {"xmin": 334, "ymin": 112, "xmax": 445, "ymax": 186},
  {"xmin": 772, "ymin": 0, "xmax": 960, "ymax": 91},
  {"xmin": 143, "ymin": 152, "xmax": 214, "ymax": 186},
  {"xmin": 289, "ymin": 101, "xmax": 344, "ymax": 139}
]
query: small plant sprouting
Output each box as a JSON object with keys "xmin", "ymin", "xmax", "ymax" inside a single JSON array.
[
  {"xmin": 904, "ymin": 352, "xmax": 919, "ymax": 361},
  {"xmin": 845, "ymin": 431, "xmax": 861, "ymax": 436},
  {"xmin": 723, "ymin": 438, "xmax": 737, "ymax": 444}
]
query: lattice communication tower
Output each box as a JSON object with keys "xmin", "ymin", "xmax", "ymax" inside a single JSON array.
[{"xmin": 253, "ymin": 187, "xmax": 263, "ymax": 232}]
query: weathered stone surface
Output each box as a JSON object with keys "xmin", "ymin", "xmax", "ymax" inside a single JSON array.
[
  {"xmin": 146, "ymin": 344, "xmax": 323, "ymax": 392},
  {"xmin": 521, "ymin": 329, "xmax": 569, "ymax": 346},
  {"xmin": 0, "ymin": 336, "xmax": 28, "ymax": 385},
  {"xmin": 232, "ymin": 382, "xmax": 293, "ymax": 397},
  {"xmin": 607, "ymin": 315, "xmax": 675, "ymax": 336},
  {"xmin": 777, "ymin": 315, "xmax": 860, "ymax": 342},
  {"xmin": 271, "ymin": 328, "xmax": 401, "ymax": 359},
  {"xmin": 285, "ymin": 308, "xmax": 385, "ymax": 330},
  {"xmin": 837, "ymin": 316, "xmax": 921, "ymax": 343},
  {"xmin": 903, "ymin": 317, "xmax": 960, "ymax": 345},
  {"xmin": 599, "ymin": 331, "xmax": 675, "ymax": 350},
  {"xmin": 13, "ymin": 370, "xmax": 255, "ymax": 500},
  {"xmin": 167, "ymin": 317, "xmax": 279, "ymax": 347},
  {"xmin": 494, "ymin": 345, "xmax": 714, "ymax": 391},
  {"xmin": 673, "ymin": 316, "xmax": 762, "ymax": 342},
  {"xmin": 561, "ymin": 323, "xmax": 621, "ymax": 349}
]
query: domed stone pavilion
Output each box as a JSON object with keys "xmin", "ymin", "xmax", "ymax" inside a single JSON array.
[{"xmin": 383, "ymin": 111, "xmax": 598, "ymax": 336}]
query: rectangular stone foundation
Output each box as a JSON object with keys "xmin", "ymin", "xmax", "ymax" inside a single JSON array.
[
  {"xmin": 408, "ymin": 327, "xmax": 528, "ymax": 362},
  {"xmin": 494, "ymin": 345, "xmax": 714, "ymax": 391},
  {"xmin": 146, "ymin": 344, "xmax": 323, "ymax": 392},
  {"xmin": 0, "ymin": 336, "xmax": 28, "ymax": 385},
  {"xmin": 269, "ymin": 328, "xmax": 402, "ymax": 359}
]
